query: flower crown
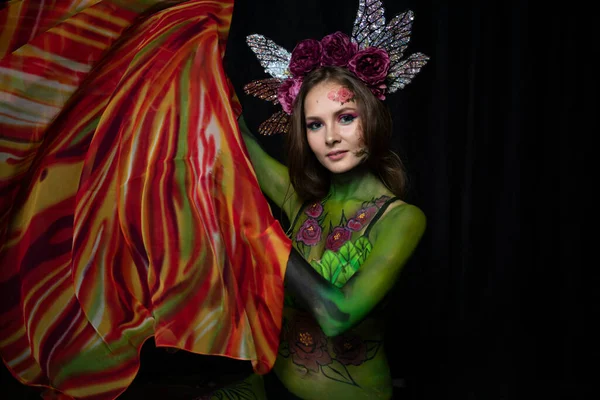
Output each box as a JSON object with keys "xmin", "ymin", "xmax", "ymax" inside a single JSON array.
[{"xmin": 244, "ymin": 0, "xmax": 429, "ymax": 135}]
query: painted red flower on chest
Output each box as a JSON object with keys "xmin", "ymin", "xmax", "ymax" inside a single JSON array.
[
  {"xmin": 347, "ymin": 205, "xmax": 378, "ymax": 231},
  {"xmin": 296, "ymin": 218, "xmax": 322, "ymax": 246},
  {"xmin": 326, "ymin": 226, "xmax": 352, "ymax": 252},
  {"xmin": 305, "ymin": 202, "xmax": 323, "ymax": 218}
]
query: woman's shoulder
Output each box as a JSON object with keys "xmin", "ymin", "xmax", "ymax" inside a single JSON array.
[{"xmin": 371, "ymin": 200, "xmax": 426, "ymax": 237}]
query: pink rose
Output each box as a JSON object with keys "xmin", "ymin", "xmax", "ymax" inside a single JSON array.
[
  {"xmin": 347, "ymin": 219, "xmax": 363, "ymax": 231},
  {"xmin": 327, "ymin": 87, "xmax": 355, "ymax": 104},
  {"xmin": 320, "ymin": 31, "xmax": 358, "ymax": 67},
  {"xmin": 296, "ymin": 218, "xmax": 322, "ymax": 246},
  {"xmin": 305, "ymin": 202, "xmax": 323, "ymax": 218},
  {"xmin": 337, "ymin": 87, "xmax": 354, "ymax": 103},
  {"xmin": 289, "ymin": 39, "xmax": 322, "ymax": 76},
  {"xmin": 347, "ymin": 205, "xmax": 378, "ymax": 231},
  {"xmin": 277, "ymin": 77, "xmax": 303, "ymax": 114},
  {"xmin": 325, "ymin": 227, "xmax": 352, "ymax": 252},
  {"xmin": 348, "ymin": 47, "xmax": 391, "ymax": 86}
]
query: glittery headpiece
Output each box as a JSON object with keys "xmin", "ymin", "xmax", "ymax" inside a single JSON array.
[{"xmin": 244, "ymin": 0, "xmax": 429, "ymax": 135}]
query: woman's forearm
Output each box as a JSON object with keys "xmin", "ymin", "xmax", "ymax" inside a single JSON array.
[
  {"xmin": 237, "ymin": 115, "xmax": 299, "ymax": 217},
  {"xmin": 284, "ymin": 248, "xmax": 350, "ymax": 337}
]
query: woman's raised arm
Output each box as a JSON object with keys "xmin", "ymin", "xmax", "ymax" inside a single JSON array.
[{"xmin": 238, "ymin": 115, "xmax": 302, "ymax": 220}]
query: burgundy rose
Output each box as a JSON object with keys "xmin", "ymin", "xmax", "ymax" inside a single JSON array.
[
  {"xmin": 348, "ymin": 47, "xmax": 391, "ymax": 86},
  {"xmin": 347, "ymin": 219, "xmax": 362, "ymax": 231},
  {"xmin": 332, "ymin": 333, "xmax": 367, "ymax": 366},
  {"xmin": 277, "ymin": 77, "xmax": 303, "ymax": 114},
  {"xmin": 320, "ymin": 31, "xmax": 358, "ymax": 67},
  {"xmin": 355, "ymin": 205, "xmax": 378, "ymax": 223},
  {"xmin": 284, "ymin": 312, "xmax": 332, "ymax": 372},
  {"xmin": 347, "ymin": 205, "xmax": 378, "ymax": 231},
  {"xmin": 305, "ymin": 202, "xmax": 323, "ymax": 218},
  {"xmin": 369, "ymin": 83, "xmax": 387, "ymax": 100},
  {"xmin": 325, "ymin": 226, "xmax": 352, "ymax": 252},
  {"xmin": 289, "ymin": 39, "xmax": 322, "ymax": 76},
  {"xmin": 296, "ymin": 218, "xmax": 322, "ymax": 246}
]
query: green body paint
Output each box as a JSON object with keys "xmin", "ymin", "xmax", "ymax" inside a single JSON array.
[{"xmin": 214, "ymin": 116, "xmax": 426, "ymax": 399}]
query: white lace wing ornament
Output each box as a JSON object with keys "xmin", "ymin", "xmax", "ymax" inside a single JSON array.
[
  {"xmin": 244, "ymin": 34, "xmax": 293, "ymax": 135},
  {"xmin": 351, "ymin": 0, "xmax": 429, "ymax": 93}
]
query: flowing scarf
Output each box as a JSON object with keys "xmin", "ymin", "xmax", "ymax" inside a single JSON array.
[{"xmin": 0, "ymin": 1, "xmax": 290, "ymax": 398}]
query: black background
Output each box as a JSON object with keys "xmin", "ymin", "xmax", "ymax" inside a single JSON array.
[{"xmin": 224, "ymin": 1, "xmax": 596, "ymax": 398}]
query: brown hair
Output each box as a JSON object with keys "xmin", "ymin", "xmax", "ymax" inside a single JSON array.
[{"xmin": 285, "ymin": 66, "xmax": 407, "ymax": 201}]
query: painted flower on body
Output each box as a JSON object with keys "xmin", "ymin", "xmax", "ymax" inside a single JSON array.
[
  {"xmin": 296, "ymin": 218, "xmax": 322, "ymax": 246},
  {"xmin": 284, "ymin": 312, "xmax": 332, "ymax": 372}
]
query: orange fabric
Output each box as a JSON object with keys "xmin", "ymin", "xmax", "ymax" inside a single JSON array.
[{"xmin": 0, "ymin": 1, "xmax": 291, "ymax": 398}]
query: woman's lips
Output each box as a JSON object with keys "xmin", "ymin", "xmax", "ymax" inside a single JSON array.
[{"xmin": 326, "ymin": 150, "xmax": 348, "ymax": 161}]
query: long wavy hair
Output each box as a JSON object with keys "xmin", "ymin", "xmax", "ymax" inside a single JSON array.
[{"xmin": 285, "ymin": 66, "xmax": 407, "ymax": 201}]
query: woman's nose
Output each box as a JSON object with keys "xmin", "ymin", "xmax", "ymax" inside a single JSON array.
[{"xmin": 325, "ymin": 127, "xmax": 340, "ymax": 146}]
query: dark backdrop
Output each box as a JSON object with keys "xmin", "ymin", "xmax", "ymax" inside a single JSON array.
[
  {"xmin": 1, "ymin": 1, "xmax": 594, "ymax": 399},
  {"xmin": 224, "ymin": 1, "xmax": 595, "ymax": 399}
]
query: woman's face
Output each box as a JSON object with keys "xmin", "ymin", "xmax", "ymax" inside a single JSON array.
[{"xmin": 303, "ymin": 81, "xmax": 367, "ymax": 174}]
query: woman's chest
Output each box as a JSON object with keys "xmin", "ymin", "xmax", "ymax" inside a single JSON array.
[{"xmin": 289, "ymin": 196, "xmax": 391, "ymax": 287}]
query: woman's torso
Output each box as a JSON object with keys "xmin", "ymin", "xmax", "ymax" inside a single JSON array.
[{"xmin": 273, "ymin": 193, "xmax": 401, "ymax": 399}]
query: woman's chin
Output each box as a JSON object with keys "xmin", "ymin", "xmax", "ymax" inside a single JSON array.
[{"xmin": 321, "ymin": 159, "xmax": 363, "ymax": 174}]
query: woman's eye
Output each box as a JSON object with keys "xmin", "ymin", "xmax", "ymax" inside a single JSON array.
[
  {"xmin": 339, "ymin": 114, "xmax": 357, "ymax": 124},
  {"xmin": 306, "ymin": 121, "xmax": 323, "ymax": 131}
]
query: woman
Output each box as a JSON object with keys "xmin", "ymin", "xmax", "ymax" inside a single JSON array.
[
  {"xmin": 209, "ymin": 10, "xmax": 429, "ymax": 397},
  {"xmin": 0, "ymin": 1, "xmax": 426, "ymax": 398}
]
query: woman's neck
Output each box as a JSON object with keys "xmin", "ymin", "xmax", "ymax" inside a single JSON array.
[{"xmin": 327, "ymin": 167, "xmax": 383, "ymax": 201}]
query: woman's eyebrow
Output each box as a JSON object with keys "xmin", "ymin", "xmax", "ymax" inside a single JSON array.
[
  {"xmin": 334, "ymin": 107, "xmax": 358, "ymax": 116},
  {"xmin": 305, "ymin": 107, "xmax": 358, "ymax": 121},
  {"xmin": 305, "ymin": 115, "xmax": 322, "ymax": 121}
]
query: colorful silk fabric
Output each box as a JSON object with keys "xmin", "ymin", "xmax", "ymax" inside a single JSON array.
[{"xmin": 0, "ymin": 1, "xmax": 291, "ymax": 398}]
